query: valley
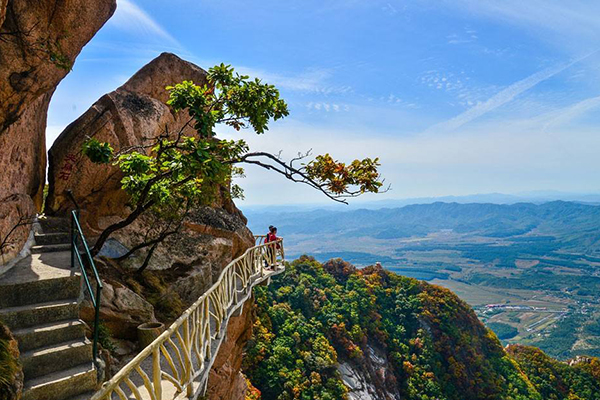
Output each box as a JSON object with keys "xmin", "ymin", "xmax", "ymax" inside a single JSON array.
[{"xmin": 245, "ymin": 201, "xmax": 600, "ymax": 359}]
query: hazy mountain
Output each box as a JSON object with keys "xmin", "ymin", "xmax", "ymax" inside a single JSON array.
[
  {"xmin": 245, "ymin": 201, "xmax": 600, "ymax": 254},
  {"xmin": 240, "ymin": 191, "xmax": 600, "ymax": 214}
]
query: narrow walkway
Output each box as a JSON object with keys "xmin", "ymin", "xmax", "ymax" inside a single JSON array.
[
  {"xmin": 91, "ymin": 238, "xmax": 285, "ymax": 400},
  {"xmin": 0, "ymin": 217, "xmax": 97, "ymax": 400}
]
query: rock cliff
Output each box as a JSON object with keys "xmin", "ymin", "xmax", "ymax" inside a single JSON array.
[
  {"xmin": 0, "ymin": 0, "xmax": 116, "ymax": 267},
  {"xmin": 207, "ymin": 297, "xmax": 255, "ymax": 399},
  {"xmin": 46, "ymin": 52, "xmax": 208, "ymax": 229}
]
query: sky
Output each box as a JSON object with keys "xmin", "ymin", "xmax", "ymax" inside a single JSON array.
[{"xmin": 46, "ymin": 0, "xmax": 600, "ymax": 206}]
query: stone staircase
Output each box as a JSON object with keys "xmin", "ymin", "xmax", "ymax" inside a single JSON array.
[{"xmin": 0, "ymin": 217, "xmax": 97, "ymax": 400}]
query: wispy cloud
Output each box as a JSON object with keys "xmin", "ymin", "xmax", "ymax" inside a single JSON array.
[
  {"xmin": 447, "ymin": 0, "xmax": 600, "ymax": 51},
  {"xmin": 424, "ymin": 53, "xmax": 595, "ymax": 134},
  {"xmin": 542, "ymin": 95, "xmax": 600, "ymax": 131},
  {"xmin": 110, "ymin": 0, "xmax": 180, "ymax": 46},
  {"xmin": 306, "ymin": 102, "xmax": 350, "ymax": 112},
  {"xmin": 382, "ymin": 2, "xmax": 399, "ymax": 16},
  {"xmin": 447, "ymin": 27, "xmax": 478, "ymax": 45},
  {"xmin": 237, "ymin": 66, "xmax": 353, "ymax": 95}
]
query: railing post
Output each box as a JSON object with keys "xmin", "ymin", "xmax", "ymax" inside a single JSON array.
[
  {"xmin": 89, "ymin": 239, "xmax": 286, "ymax": 400},
  {"xmin": 70, "ymin": 211, "xmax": 75, "ymax": 270},
  {"xmin": 153, "ymin": 348, "xmax": 162, "ymax": 400},
  {"xmin": 93, "ymin": 282, "xmax": 102, "ymax": 364}
]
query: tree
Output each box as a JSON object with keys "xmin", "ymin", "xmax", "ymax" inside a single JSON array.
[
  {"xmin": 0, "ymin": 213, "xmax": 35, "ymax": 264},
  {"xmin": 83, "ymin": 64, "xmax": 386, "ymax": 268}
]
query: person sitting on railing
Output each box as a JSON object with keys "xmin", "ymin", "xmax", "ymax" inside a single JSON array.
[{"xmin": 264, "ymin": 226, "xmax": 281, "ymax": 269}]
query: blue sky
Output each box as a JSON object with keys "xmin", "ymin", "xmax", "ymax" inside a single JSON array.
[{"xmin": 47, "ymin": 0, "xmax": 600, "ymax": 206}]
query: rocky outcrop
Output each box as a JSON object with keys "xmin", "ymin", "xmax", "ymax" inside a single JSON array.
[
  {"xmin": 0, "ymin": 0, "xmax": 116, "ymax": 132},
  {"xmin": 0, "ymin": 321, "xmax": 23, "ymax": 400},
  {"xmin": 45, "ymin": 52, "xmax": 209, "ymax": 229},
  {"xmin": 0, "ymin": 92, "xmax": 50, "ymax": 268},
  {"xmin": 46, "ymin": 52, "xmax": 253, "ymax": 272},
  {"xmin": 0, "ymin": 0, "xmax": 116, "ymax": 266},
  {"xmin": 338, "ymin": 345, "xmax": 402, "ymax": 400},
  {"xmin": 80, "ymin": 279, "xmax": 157, "ymax": 341},
  {"xmin": 206, "ymin": 298, "xmax": 254, "ymax": 400}
]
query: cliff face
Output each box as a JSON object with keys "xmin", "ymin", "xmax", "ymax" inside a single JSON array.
[
  {"xmin": 46, "ymin": 51, "xmax": 254, "ymax": 273},
  {"xmin": 0, "ymin": 0, "xmax": 116, "ymax": 267},
  {"xmin": 244, "ymin": 256, "xmax": 600, "ymax": 400},
  {"xmin": 207, "ymin": 297, "xmax": 255, "ymax": 400}
]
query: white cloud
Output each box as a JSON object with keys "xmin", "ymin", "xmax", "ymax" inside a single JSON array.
[
  {"xmin": 542, "ymin": 95, "xmax": 600, "ymax": 131},
  {"xmin": 111, "ymin": 0, "xmax": 180, "ymax": 46},
  {"xmin": 222, "ymin": 117, "xmax": 600, "ymax": 205},
  {"xmin": 306, "ymin": 102, "xmax": 348, "ymax": 113},
  {"xmin": 237, "ymin": 66, "xmax": 352, "ymax": 95},
  {"xmin": 382, "ymin": 2, "xmax": 399, "ymax": 15},
  {"xmin": 424, "ymin": 53, "xmax": 595, "ymax": 134}
]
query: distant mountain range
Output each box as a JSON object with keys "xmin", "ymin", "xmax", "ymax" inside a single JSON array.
[
  {"xmin": 245, "ymin": 200, "xmax": 600, "ymax": 255},
  {"xmin": 241, "ymin": 191, "xmax": 600, "ymax": 213}
]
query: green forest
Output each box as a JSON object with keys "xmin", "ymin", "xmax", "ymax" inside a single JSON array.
[{"xmin": 243, "ymin": 257, "xmax": 600, "ymax": 400}]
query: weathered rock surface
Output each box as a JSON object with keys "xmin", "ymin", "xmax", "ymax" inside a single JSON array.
[
  {"xmin": 0, "ymin": 1, "xmax": 6, "ymax": 28},
  {"xmin": 206, "ymin": 298, "xmax": 254, "ymax": 400},
  {"xmin": 80, "ymin": 279, "xmax": 157, "ymax": 341},
  {"xmin": 46, "ymin": 52, "xmax": 253, "ymax": 275},
  {"xmin": 0, "ymin": 321, "xmax": 23, "ymax": 400},
  {"xmin": 0, "ymin": 92, "xmax": 50, "ymax": 267},
  {"xmin": 0, "ymin": 0, "xmax": 116, "ymax": 266},
  {"xmin": 338, "ymin": 345, "xmax": 402, "ymax": 400},
  {"xmin": 46, "ymin": 52, "xmax": 209, "ymax": 229},
  {"xmin": 0, "ymin": 0, "xmax": 116, "ymax": 132}
]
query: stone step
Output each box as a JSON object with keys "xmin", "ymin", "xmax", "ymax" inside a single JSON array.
[
  {"xmin": 22, "ymin": 338, "xmax": 93, "ymax": 379},
  {"xmin": 13, "ymin": 319, "xmax": 86, "ymax": 353},
  {"xmin": 35, "ymin": 216, "xmax": 71, "ymax": 235},
  {"xmin": 0, "ymin": 299, "xmax": 79, "ymax": 330},
  {"xmin": 0, "ymin": 275, "xmax": 80, "ymax": 309},
  {"xmin": 35, "ymin": 232, "xmax": 70, "ymax": 245},
  {"xmin": 0, "ymin": 251, "xmax": 80, "ymax": 308},
  {"xmin": 31, "ymin": 243, "xmax": 71, "ymax": 254},
  {"xmin": 22, "ymin": 363, "xmax": 97, "ymax": 400}
]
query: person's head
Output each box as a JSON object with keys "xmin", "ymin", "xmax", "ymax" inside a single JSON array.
[{"xmin": 270, "ymin": 226, "xmax": 277, "ymax": 234}]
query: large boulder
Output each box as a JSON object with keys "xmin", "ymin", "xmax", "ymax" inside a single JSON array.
[
  {"xmin": 46, "ymin": 52, "xmax": 209, "ymax": 231},
  {"xmin": 0, "ymin": 0, "xmax": 116, "ymax": 266},
  {"xmin": 46, "ymin": 53, "xmax": 253, "ymax": 274},
  {"xmin": 206, "ymin": 298, "xmax": 255, "ymax": 400},
  {"xmin": 80, "ymin": 279, "xmax": 157, "ymax": 341}
]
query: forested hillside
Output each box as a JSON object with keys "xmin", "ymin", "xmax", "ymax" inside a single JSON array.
[
  {"xmin": 243, "ymin": 257, "xmax": 600, "ymax": 400},
  {"xmin": 245, "ymin": 201, "xmax": 600, "ymax": 360}
]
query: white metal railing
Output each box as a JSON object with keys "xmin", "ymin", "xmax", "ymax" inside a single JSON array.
[{"xmin": 91, "ymin": 237, "xmax": 284, "ymax": 400}]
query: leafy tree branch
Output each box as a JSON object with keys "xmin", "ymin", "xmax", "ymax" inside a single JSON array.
[{"xmin": 82, "ymin": 64, "xmax": 386, "ymax": 265}]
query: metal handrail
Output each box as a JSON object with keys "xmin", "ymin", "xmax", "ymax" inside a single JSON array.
[
  {"xmin": 91, "ymin": 237, "xmax": 284, "ymax": 400},
  {"xmin": 67, "ymin": 190, "xmax": 103, "ymax": 365}
]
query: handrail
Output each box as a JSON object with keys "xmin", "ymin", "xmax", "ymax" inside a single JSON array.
[
  {"xmin": 91, "ymin": 237, "xmax": 285, "ymax": 400},
  {"xmin": 67, "ymin": 190, "xmax": 103, "ymax": 365}
]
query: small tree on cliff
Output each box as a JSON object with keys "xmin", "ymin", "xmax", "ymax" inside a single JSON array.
[{"xmin": 83, "ymin": 64, "xmax": 386, "ymax": 270}]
